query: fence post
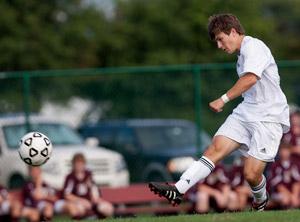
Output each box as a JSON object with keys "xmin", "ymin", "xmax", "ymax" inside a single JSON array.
[
  {"xmin": 193, "ymin": 65, "xmax": 202, "ymax": 155},
  {"xmin": 23, "ymin": 73, "xmax": 31, "ymax": 132}
]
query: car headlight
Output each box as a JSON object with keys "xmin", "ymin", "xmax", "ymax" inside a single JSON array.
[
  {"xmin": 167, "ymin": 157, "xmax": 195, "ymax": 173},
  {"xmin": 115, "ymin": 157, "xmax": 127, "ymax": 173}
]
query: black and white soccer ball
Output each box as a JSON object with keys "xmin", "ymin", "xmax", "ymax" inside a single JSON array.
[{"xmin": 18, "ymin": 132, "xmax": 53, "ymax": 166}]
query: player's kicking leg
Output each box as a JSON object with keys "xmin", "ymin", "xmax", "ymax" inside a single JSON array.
[{"xmin": 149, "ymin": 136, "xmax": 240, "ymax": 206}]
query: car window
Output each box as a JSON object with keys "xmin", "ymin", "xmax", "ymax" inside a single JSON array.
[
  {"xmin": 3, "ymin": 123, "xmax": 84, "ymax": 149},
  {"xmin": 115, "ymin": 129, "xmax": 135, "ymax": 146},
  {"xmin": 96, "ymin": 128, "xmax": 115, "ymax": 147},
  {"xmin": 135, "ymin": 125, "xmax": 196, "ymax": 150}
]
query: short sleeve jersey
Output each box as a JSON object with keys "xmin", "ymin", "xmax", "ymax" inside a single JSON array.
[
  {"xmin": 227, "ymin": 165, "xmax": 246, "ymax": 188},
  {"xmin": 268, "ymin": 159, "xmax": 300, "ymax": 190},
  {"xmin": 22, "ymin": 181, "xmax": 56, "ymax": 207},
  {"xmin": 233, "ymin": 36, "xmax": 290, "ymax": 133},
  {"xmin": 63, "ymin": 170, "xmax": 100, "ymax": 200}
]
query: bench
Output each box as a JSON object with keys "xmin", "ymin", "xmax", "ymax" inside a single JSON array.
[
  {"xmin": 8, "ymin": 184, "xmax": 193, "ymax": 216},
  {"xmin": 101, "ymin": 184, "xmax": 192, "ymax": 216}
]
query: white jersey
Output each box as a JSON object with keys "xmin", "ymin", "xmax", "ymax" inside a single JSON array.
[{"xmin": 232, "ymin": 36, "xmax": 290, "ymax": 133}]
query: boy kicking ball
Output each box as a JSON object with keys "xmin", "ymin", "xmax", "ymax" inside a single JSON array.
[{"xmin": 149, "ymin": 13, "xmax": 290, "ymax": 211}]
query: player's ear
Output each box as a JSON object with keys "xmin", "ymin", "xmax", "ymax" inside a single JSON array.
[{"xmin": 230, "ymin": 28, "xmax": 238, "ymax": 36}]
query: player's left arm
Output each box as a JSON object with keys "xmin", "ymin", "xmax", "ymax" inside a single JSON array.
[
  {"xmin": 226, "ymin": 72, "xmax": 259, "ymax": 99},
  {"xmin": 209, "ymin": 72, "xmax": 258, "ymax": 112}
]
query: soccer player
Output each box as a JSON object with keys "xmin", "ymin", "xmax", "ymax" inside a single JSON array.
[
  {"xmin": 62, "ymin": 153, "xmax": 114, "ymax": 219},
  {"xmin": 268, "ymin": 142, "xmax": 300, "ymax": 209},
  {"xmin": 23, "ymin": 166, "xmax": 80, "ymax": 221},
  {"xmin": 195, "ymin": 164, "xmax": 238, "ymax": 213},
  {"xmin": 282, "ymin": 111, "xmax": 300, "ymax": 159},
  {"xmin": 228, "ymin": 157, "xmax": 251, "ymax": 210},
  {"xmin": 0, "ymin": 184, "xmax": 39, "ymax": 222},
  {"xmin": 149, "ymin": 13, "xmax": 290, "ymax": 211}
]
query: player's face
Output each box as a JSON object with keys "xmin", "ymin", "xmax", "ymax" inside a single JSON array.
[
  {"xmin": 214, "ymin": 30, "xmax": 239, "ymax": 54},
  {"xmin": 73, "ymin": 159, "xmax": 86, "ymax": 173}
]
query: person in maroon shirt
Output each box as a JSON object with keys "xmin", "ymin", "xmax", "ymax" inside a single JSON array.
[
  {"xmin": 227, "ymin": 157, "xmax": 251, "ymax": 211},
  {"xmin": 0, "ymin": 184, "xmax": 39, "ymax": 222},
  {"xmin": 282, "ymin": 111, "xmax": 300, "ymax": 159},
  {"xmin": 23, "ymin": 166, "xmax": 80, "ymax": 221},
  {"xmin": 195, "ymin": 164, "xmax": 239, "ymax": 213},
  {"xmin": 267, "ymin": 142, "xmax": 300, "ymax": 209},
  {"xmin": 62, "ymin": 153, "xmax": 114, "ymax": 219}
]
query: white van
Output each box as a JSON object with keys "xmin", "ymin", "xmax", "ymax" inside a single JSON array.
[{"xmin": 0, "ymin": 115, "xmax": 129, "ymax": 189}]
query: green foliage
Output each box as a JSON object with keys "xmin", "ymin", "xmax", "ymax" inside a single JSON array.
[{"xmin": 0, "ymin": 0, "xmax": 299, "ymax": 133}]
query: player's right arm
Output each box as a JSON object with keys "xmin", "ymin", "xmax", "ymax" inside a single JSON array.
[{"xmin": 209, "ymin": 72, "xmax": 258, "ymax": 112}]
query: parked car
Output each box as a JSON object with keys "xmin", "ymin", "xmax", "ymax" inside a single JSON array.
[
  {"xmin": 78, "ymin": 119, "xmax": 211, "ymax": 183},
  {"xmin": 0, "ymin": 115, "xmax": 129, "ymax": 189}
]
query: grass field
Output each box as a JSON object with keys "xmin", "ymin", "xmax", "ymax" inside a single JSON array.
[{"xmin": 53, "ymin": 210, "xmax": 300, "ymax": 222}]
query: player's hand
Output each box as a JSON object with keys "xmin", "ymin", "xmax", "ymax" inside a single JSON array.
[{"xmin": 209, "ymin": 98, "xmax": 225, "ymax": 113}]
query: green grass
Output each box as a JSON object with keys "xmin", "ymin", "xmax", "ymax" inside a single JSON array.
[{"xmin": 53, "ymin": 210, "xmax": 300, "ymax": 222}]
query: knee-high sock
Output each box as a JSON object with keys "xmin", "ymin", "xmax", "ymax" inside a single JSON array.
[
  {"xmin": 250, "ymin": 174, "xmax": 267, "ymax": 203},
  {"xmin": 175, "ymin": 156, "xmax": 215, "ymax": 194}
]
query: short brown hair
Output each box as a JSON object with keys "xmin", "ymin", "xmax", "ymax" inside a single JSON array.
[
  {"xmin": 72, "ymin": 153, "xmax": 86, "ymax": 164},
  {"xmin": 208, "ymin": 13, "xmax": 245, "ymax": 40}
]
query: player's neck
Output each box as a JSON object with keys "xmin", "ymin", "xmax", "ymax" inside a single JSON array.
[
  {"xmin": 236, "ymin": 35, "xmax": 245, "ymax": 53},
  {"xmin": 238, "ymin": 35, "xmax": 245, "ymax": 51}
]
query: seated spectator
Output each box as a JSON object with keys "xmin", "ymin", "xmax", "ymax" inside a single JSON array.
[
  {"xmin": 0, "ymin": 184, "xmax": 39, "ymax": 222},
  {"xmin": 227, "ymin": 157, "xmax": 251, "ymax": 211},
  {"xmin": 194, "ymin": 164, "xmax": 238, "ymax": 213},
  {"xmin": 62, "ymin": 153, "xmax": 114, "ymax": 219},
  {"xmin": 267, "ymin": 142, "xmax": 300, "ymax": 209},
  {"xmin": 282, "ymin": 110, "xmax": 300, "ymax": 160},
  {"xmin": 23, "ymin": 166, "xmax": 79, "ymax": 221}
]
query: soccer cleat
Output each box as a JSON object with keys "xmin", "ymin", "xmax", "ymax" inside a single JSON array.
[
  {"xmin": 252, "ymin": 194, "xmax": 269, "ymax": 211},
  {"xmin": 149, "ymin": 182, "xmax": 183, "ymax": 206}
]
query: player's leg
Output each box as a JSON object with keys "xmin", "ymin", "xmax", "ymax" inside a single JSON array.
[
  {"xmin": 243, "ymin": 156, "xmax": 268, "ymax": 210},
  {"xmin": 235, "ymin": 185, "xmax": 251, "ymax": 210},
  {"xmin": 9, "ymin": 200, "xmax": 22, "ymax": 222},
  {"xmin": 219, "ymin": 185, "xmax": 239, "ymax": 211},
  {"xmin": 175, "ymin": 135, "xmax": 240, "ymax": 194},
  {"xmin": 275, "ymin": 185, "xmax": 293, "ymax": 208},
  {"xmin": 149, "ymin": 115, "xmax": 246, "ymax": 205},
  {"xmin": 196, "ymin": 184, "xmax": 216, "ymax": 213},
  {"xmin": 94, "ymin": 199, "xmax": 114, "ymax": 218},
  {"xmin": 54, "ymin": 199, "xmax": 80, "ymax": 218},
  {"xmin": 38, "ymin": 201, "xmax": 54, "ymax": 221},
  {"xmin": 245, "ymin": 121, "xmax": 283, "ymax": 211},
  {"xmin": 211, "ymin": 185, "xmax": 230, "ymax": 210},
  {"xmin": 290, "ymin": 183, "xmax": 300, "ymax": 208},
  {"xmin": 21, "ymin": 207, "xmax": 40, "ymax": 222},
  {"xmin": 149, "ymin": 136, "xmax": 240, "ymax": 205},
  {"xmin": 227, "ymin": 189, "xmax": 239, "ymax": 211}
]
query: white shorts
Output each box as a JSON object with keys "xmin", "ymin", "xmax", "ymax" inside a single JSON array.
[
  {"xmin": 0, "ymin": 200, "xmax": 10, "ymax": 215},
  {"xmin": 54, "ymin": 200, "xmax": 66, "ymax": 214},
  {"xmin": 215, "ymin": 115, "xmax": 283, "ymax": 162},
  {"xmin": 37, "ymin": 201, "xmax": 48, "ymax": 212}
]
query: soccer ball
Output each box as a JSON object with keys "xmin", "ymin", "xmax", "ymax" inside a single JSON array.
[{"xmin": 18, "ymin": 132, "xmax": 53, "ymax": 166}]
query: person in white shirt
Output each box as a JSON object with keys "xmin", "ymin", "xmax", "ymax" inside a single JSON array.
[{"xmin": 149, "ymin": 13, "xmax": 290, "ymax": 211}]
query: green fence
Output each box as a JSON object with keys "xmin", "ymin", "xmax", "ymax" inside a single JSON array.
[{"xmin": 1, "ymin": 60, "xmax": 300, "ymax": 152}]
